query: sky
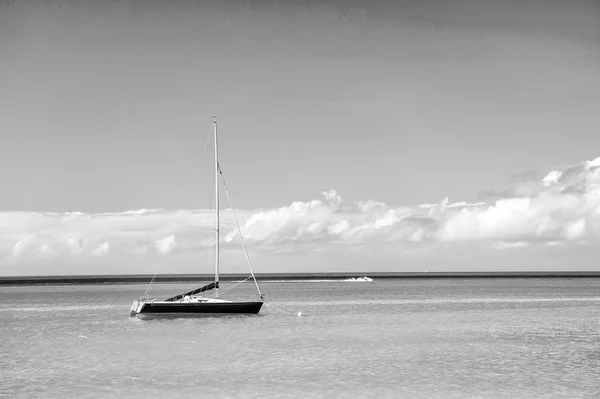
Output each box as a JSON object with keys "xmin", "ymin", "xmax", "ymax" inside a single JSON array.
[{"xmin": 1, "ymin": 0, "xmax": 599, "ymax": 276}]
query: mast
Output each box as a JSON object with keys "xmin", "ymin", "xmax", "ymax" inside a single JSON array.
[{"xmin": 213, "ymin": 116, "xmax": 220, "ymax": 298}]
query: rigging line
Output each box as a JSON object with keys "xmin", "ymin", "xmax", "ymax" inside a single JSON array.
[
  {"xmin": 263, "ymin": 303, "xmax": 294, "ymax": 316},
  {"xmin": 218, "ymin": 166, "xmax": 263, "ymax": 299},
  {"xmin": 182, "ymin": 124, "xmax": 213, "ymax": 210},
  {"xmin": 211, "ymin": 276, "xmax": 252, "ymax": 297},
  {"xmin": 144, "ymin": 264, "xmax": 160, "ymax": 299},
  {"xmin": 210, "ymin": 276, "xmax": 250, "ymax": 297}
]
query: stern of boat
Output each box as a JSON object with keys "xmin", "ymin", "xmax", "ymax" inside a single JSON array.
[{"xmin": 129, "ymin": 299, "xmax": 146, "ymax": 317}]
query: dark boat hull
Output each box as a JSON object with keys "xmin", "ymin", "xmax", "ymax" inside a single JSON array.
[{"xmin": 135, "ymin": 301, "xmax": 263, "ymax": 319}]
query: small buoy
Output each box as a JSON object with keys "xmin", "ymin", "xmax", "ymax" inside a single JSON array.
[{"xmin": 297, "ymin": 312, "xmax": 302, "ymax": 317}]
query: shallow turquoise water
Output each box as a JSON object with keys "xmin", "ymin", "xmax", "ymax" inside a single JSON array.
[{"xmin": 1, "ymin": 278, "xmax": 599, "ymax": 398}]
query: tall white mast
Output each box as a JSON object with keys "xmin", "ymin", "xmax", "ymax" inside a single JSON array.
[{"xmin": 213, "ymin": 116, "xmax": 220, "ymax": 298}]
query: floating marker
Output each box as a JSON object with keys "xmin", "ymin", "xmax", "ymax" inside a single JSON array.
[{"xmin": 297, "ymin": 312, "xmax": 302, "ymax": 317}]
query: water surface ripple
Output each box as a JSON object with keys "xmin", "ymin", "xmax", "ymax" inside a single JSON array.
[{"xmin": 1, "ymin": 278, "xmax": 599, "ymax": 398}]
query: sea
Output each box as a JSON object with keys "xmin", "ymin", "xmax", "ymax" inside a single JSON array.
[{"xmin": 1, "ymin": 278, "xmax": 599, "ymax": 399}]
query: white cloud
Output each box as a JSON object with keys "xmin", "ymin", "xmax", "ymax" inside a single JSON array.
[
  {"xmin": 12, "ymin": 236, "xmax": 36, "ymax": 257},
  {"xmin": 542, "ymin": 170, "xmax": 562, "ymax": 187},
  {"xmin": 328, "ymin": 220, "xmax": 350, "ymax": 235},
  {"xmin": 155, "ymin": 235, "xmax": 176, "ymax": 255},
  {"xmin": 91, "ymin": 241, "xmax": 110, "ymax": 257},
  {"xmin": 447, "ymin": 201, "xmax": 487, "ymax": 208},
  {"xmin": 64, "ymin": 235, "xmax": 84, "ymax": 256},
  {"xmin": 439, "ymin": 157, "xmax": 600, "ymax": 244},
  {"xmin": 491, "ymin": 241, "xmax": 529, "ymax": 250},
  {"xmin": 127, "ymin": 245, "xmax": 149, "ymax": 255},
  {"xmin": 2, "ymin": 156, "xmax": 600, "ymax": 265},
  {"xmin": 563, "ymin": 218, "xmax": 586, "ymax": 241}
]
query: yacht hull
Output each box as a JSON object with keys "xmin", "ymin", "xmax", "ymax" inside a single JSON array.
[{"xmin": 133, "ymin": 301, "xmax": 263, "ymax": 319}]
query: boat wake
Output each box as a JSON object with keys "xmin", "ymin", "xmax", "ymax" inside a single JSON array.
[
  {"xmin": 280, "ymin": 297, "xmax": 600, "ymax": 307},
  {"xmin": 344, "ymin": 277, "xmax": 373, "ymax": 282},
  {"xmin": 255, "ymin": 277, "xmax": 374, "ymax": 283}
]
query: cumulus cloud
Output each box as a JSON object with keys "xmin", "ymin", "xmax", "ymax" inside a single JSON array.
[
  {"xmin": 225, "ymin": 157, "xmax": 600, "ymax": 249},
  {"xmin": 91, "ymin": 241, "xmax": 110, "ymax": 257},
  {"xmin": 224, "ymin": 189, "xmax": 422, "ymax": 246},
  {"xmin": 155, "ymin": 235, "xmax": 176, "ymax": 255},
  {"xmin": 2, "ymin": 156, "xmax": 600, "ymax": 264},
  {"xmin": 491, "ymin": 241, "xmax": 529, "ymax": 250},
  {"xmin": 440, "ymin": 157, "xmax": 600, "ymax": 245},
  {"xmin": 0, "ymin": 209, "xmax": 219, "ymax": 261}
]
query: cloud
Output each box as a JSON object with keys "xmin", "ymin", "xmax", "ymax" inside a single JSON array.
[
  {"xmin": 91, "ymin": 241, "xmax": 110, "ymax": 257},
  {"xmin": 226, "ymin": 157, "xmax": 600, "ymax": 249},
  {"xmin": 224, "ymin": 190, "xmax": 426, "ymax": 246},
  {"xmin": 155, "ymin": 235, "xmax": 176, "ymax": 255},
  {"xmin": 12, "ymin": 236, "xmax": 36, "ymax": 257},
  {"xmin": 2, "ymin": 156, "xmax": 600, "ymax": 265},
  {"xmin": 439, "ymin": 157, "xmax": 600, "ymax": 244},
  {"xmin": 0, "ymin": 209, "xmax": 219, "ymax": 261},
  {"xmin": 491, "ymin": 241, "xmax": 529, "ymax": 250}
]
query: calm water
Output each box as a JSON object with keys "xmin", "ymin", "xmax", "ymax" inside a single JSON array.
[{"xmin": 1, "ymin": 278, "xmax": 599, "ymax": 399}]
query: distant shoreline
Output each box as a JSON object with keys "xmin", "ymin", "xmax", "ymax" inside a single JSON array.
[{"xmin": 1, "ymin": 271, "xmax": 599, "ymax": 286}]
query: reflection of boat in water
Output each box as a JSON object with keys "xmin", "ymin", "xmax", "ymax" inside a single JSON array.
[
  {"xmin": 130, "ymin": 117, "xmax": 263, "ymax": 319},
  {"xmin": 344, "ymin": 277, "xmax": 373, "ymax": 282}
]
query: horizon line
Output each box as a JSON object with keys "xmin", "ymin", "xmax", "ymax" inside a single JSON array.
[{"xmin": 2, "ymin": 271, "xmax": 600, "ymax": 286}]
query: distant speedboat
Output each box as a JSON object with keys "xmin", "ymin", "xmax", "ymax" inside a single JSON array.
[
  {"xmin": 130, "ymin": 117, "xmax": 264, "ymax": 319},
  {"xmin": 344, "ymin": 277, "xmax": 373, "ymax": 282}
]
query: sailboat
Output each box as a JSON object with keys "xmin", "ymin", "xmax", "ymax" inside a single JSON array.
[{"xmin": 130, "ymin": 117, "xmax": 264, "ymax": 319}]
